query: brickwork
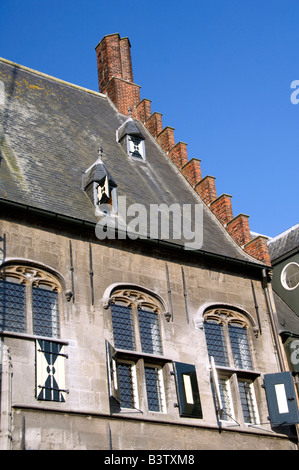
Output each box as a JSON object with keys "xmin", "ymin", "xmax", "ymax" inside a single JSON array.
[
  {"xmin": 145, "ymin": 112, "xmax": 163, "ymax": 137},
  {"xmin": 156, "ymin": 127, "xmax": 175, "ymax": 153},
  {"xmin": 226, "ymin": 214, "xmax": 251, "ymax": 246},
  {"xmin": 181, "ymin": 158, "xmax": 202, "ymax": 186},
  {"xmin": 96, "ymin": 34, "xmax": 139, "ymax": 116},
  {"xmin": 210, "ymin": 194, "xmax": 233, "ymax": 225},
  {"xmin": 103, "ymin": 77, "xmax": 141, "ymax": 117},
  {"xmin": 194, "ymin": 176, "xmax": 217, "ymax": 205},
  {"xmin": 95, "ymin": 33, "xmax": 272, "ymax": 267},
  {"xmin": 136, "ymin": 98, "xmax": 152, "ymax": 123},
  {"xmin": 168, "ymin": 142, "xmax": 188, "ymax": 168},
  {"xmin": 244, "ymin": 236, "xmax": 271, "ymax": 266}
]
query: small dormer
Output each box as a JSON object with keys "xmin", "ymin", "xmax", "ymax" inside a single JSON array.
[
  {"xmin": 83, "ymin": 147, "xmax": 118, "ymax": 212},
  {"xmin": 117, "ymin": 109, "xmax": 146, "ymax": 160}
]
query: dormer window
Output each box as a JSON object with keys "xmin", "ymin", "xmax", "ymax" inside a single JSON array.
[
  {"xmin": 83, "ymin": 147, "xmax": 118, "ymax": 214},
  {"xmin": 117, "ymin": 110, "xmax": 146, "ymax": 161},
  {"xmin": 128, "ymin": 135, "xmax": 145, "ymax": 159}
]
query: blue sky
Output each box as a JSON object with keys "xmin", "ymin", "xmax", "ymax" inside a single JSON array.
[{"xmin": 1, "ymin": 0, "xmax": 298, "ymax": 238}]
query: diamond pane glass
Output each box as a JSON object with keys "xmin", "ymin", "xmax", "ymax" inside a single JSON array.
[
  {"xmin": 204, "ymin": 321, "xmax": 229, "ymax": 366},
  {"xmin": 118, "ymin": 363, "xmax": 135, "ymax": 409},
  {"xmin": 229, "ymin": 324, "xmax": 253, "ymax": 370},
  {"xmin": 145, "ymin": 366, "xmax": 163, "ymax": 412},
  {"xmin": 218, "ymin": 378, "xmax": 233, "ymax": 422},
  {"xmin": 0, "ymin": 279, "xmax": 26, "ymax": 333},
  {"xmin": 138, "ymin": 308, "xmax": 162, "ymax": 355},
  {"xmin": 238, "ymin": 380, "xmax": 258, "ymax": 424},
  {"xmin": 111, "ymin": 304, "xmax": 135, "ymax": 350},
  {"xmin": 32, "ymin": 287, "xmax": 59, "ymax": 338}
]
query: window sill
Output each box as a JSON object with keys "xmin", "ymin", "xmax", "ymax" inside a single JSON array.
[
  {"xmin": 115, "ymin": 348, "xmax": 172, "ymax": 364},
  {"xmin": 215, "ymin": 365, "xmax": 261, "ymax": 378},
  {"xmin": 0, "ymin": 329, "xmax": 68, "ymax": 345}
]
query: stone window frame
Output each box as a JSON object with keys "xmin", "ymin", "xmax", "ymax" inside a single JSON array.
[
  {"xmin": 0, "ymin": 261, "xmax": 67, "ymax": 339},
  {"xmin": 203, "ymin": 306, "xmax": 261, "ymax": 427},
  {"xmin": 103, "ymin": 284, "xmax": 170, "ymax": 415}
]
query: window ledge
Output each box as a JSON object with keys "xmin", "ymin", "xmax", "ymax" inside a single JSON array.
[
  {"xmin": 0, "ymin": 329, "xmax": 68, "ymax": 345},
  {"xmin": 214, "ymin": 365, "xmax": 261, "ymax": 377},
  {"xmin": 115, "ymin": 348, "xmax": 172, "ymax": 363}
]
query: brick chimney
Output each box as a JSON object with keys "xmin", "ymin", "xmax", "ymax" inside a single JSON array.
[{"xmin": 95, "ymin": 33, "xmax": 141, "ymax": 116}]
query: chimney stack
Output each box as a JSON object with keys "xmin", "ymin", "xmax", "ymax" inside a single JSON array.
[{"xmin": 95, "ymin": 33, "xmax": 141, "ymax": 116}]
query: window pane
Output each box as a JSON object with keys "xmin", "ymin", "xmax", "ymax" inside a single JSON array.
[
  {"xmin": 145, "ymin": 366, "xmax": 163, "ymax": 412},
  {"xmin": 138, "ymin": 309, "xmax": 162, "ymax": 355},
  {"xmin": 229, "ymin": 324, "xmax": 253, "ymax": 370},
  {"xmin": 0, "ymin": 279, "xmax": 26, "ymax": 333},
  {"xmin": 218, "ymin": 378, "xmax": 234, "ymax": 422},
  {"xmin": 204, "ymin": 321, "xmax": 229, "ymax": 366},
  {"xmin": 32, "ymin": 287, "xmax": 59, "ymax": 337},
  {"xmin": 111, "ymin": 304, "xmax": 135, "ymax": 350},
  {"xmin": 118, "ymin": 363, "xmax": 135, "ymax": 409},
  {"xmin": 238, "ymin": 380, "xmax": 258, "ymax": 424}
]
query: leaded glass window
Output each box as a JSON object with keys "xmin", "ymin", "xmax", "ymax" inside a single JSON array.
[
  {"xmin": 118, "ymin": 362, "xmax": 137, "ymax": 409},
  {"xmin": 218, "ymin": 377, "xmax": 234, "ymax": 422},
  {"xmin": 238, "ymin": 379, "xmax": 259, "ymax": 424},
  {"xmin": 33, "ymin": 286, "xmax": 59, "ymax": 337},
  {"xmin": 110, "ymin": 289, "xmax": 163, "ymax": 355},
  {"xmin": 204, "ymin": 308, "xmax": 259, "ymax": 426},
  {"xmin": 0, "ymin": 265, "xmax": 61, "ymax": 338},
  {"xmin": 111, "ymin": 304, "xmax": 135, "ymax": 350},
  {"xmin": 138, "ymin": 308, "xmax": 162, "ymax": 355},
  {"xmin": 145, "ymin": 366, "xmax": 164, "ymax": 412},
  {"xmin": 108, "ymin": 287, "xmax": 166, "ymax": 414},
  {"xmin": 0, "ymin": 279, "xmax": 26, "ymax": 333},
  {"xmin": 229, "ymin": 324, "xmax": 253, "ymax": 370},
  {"xmin": 204, "ymin": 321, "xmax": 228, "ymax": 367}
]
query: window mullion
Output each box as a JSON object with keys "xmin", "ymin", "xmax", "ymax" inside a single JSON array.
[
  {"xmin": 26, "ymin": 281, "xmax": 33, "ymax": 335},
  {"xmin": 132, "ymin": 303, "xmax": 142, "ymax": 352},
  {"xmin": 223, "ymin": 322, "xmax": 234, "ymax": 368}
]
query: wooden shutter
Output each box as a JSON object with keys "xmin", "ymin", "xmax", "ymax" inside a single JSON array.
[
  {"xmin": 173, "ymin": 362, "xmax": 203, "ymax": 418},
  {"xmin": 264, "ymin": 372, "xmax": 299, "ymax": 427},
  {"xmin": 36, "ymin": 339, "xmax": 67, "ymax": 402},
  {"xmin": 105, "ymin": 340, "xmax": 121, "ymax": 403}
]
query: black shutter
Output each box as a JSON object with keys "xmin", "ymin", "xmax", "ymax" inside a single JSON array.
[
  {"xmin": 173, "ymin": 362, "xmax": 203, "ymax": 418},
  {"xmin": 105, "ymin": 340, "xmax": 121, "ymax": 403},
  {"xmin": 264, "ymin": 371, "xmax": 299, "ymax": 426}
]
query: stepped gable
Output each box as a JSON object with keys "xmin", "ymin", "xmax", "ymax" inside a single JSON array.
[
  {"xmin": 0, "ymin": 34, "xmax": 269, "ymax": 265},
  {"xmin": 95, "ymin": 33, "xmax": 271, "ymax": 266}
]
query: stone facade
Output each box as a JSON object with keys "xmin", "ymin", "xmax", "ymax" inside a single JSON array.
[
  {"xmin": 0, "ymin": 33, "xmax": 298, "ymax": 450},
  {"xmin": 0, "ymin": 212, "xmax": 297, "ymax": 450}
]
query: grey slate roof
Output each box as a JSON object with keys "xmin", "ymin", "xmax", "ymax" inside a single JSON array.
[
  {"xmin": 0, "ymin": 58, "xmax": 263, "ymax": 263},
  {"xmin": 273, "ymin": 291, "xmax": 299, "ymax": 336},
  {"xmin": 268, "ymin": 224, "xmax": 299, "ymax": 262}
]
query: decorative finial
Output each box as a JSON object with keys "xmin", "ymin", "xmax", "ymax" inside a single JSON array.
[{"xmin": 97, "ymin": 146, "xmax": 103, "ymax": 162}]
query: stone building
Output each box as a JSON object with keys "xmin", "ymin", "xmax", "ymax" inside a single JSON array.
[{"xmin": 0, "ymin": 33, "xmax": 298, "ymax": 450}]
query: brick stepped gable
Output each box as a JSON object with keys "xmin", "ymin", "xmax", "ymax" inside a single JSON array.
[{"xmin": 95, "ymin": 33, "xmax": 271, "ymax": 266}]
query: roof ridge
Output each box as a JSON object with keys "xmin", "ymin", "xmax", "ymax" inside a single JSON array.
[{"xmin": 0, "ymin": 57, "xmax": 106, "ymax": 98}]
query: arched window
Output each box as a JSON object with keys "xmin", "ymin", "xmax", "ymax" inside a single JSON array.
[
  {"xmin": 0, "ymin": 265, "xmax": 61, "ymax": 338},
  {"xmin": 110, "ymin": 288, "xmax": 163, "ymax": 355},
  {"xmin": 106, "ymin": 286, "xmax": 166, "ymax": 414},
  {"xmin": 204, "ymin": 308, "xmax": 260, "ymax": 426}
]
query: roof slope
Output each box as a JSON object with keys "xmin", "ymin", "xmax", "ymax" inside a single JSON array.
[
  {"xmin": 268, "ymin": 224, "xmax": 299, "ymax": 262},
  {"xmin": 0, "ymin": 59, "xmax": 262, "ymax": 263}
]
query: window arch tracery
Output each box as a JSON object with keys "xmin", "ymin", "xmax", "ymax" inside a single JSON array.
[
  {"xmin": 203, "ymin": 307, "xmax": 260, "ymax": 426},
  {"xmin": 0, "ymin": 264, "xmax": 61, "ymax": 338}
]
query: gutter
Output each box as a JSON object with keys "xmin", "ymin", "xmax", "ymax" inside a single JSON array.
[{"xmin": 0, "ymin": 198, "xmax": 269, "ymax": 272}]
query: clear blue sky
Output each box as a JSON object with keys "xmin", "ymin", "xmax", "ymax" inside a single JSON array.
[{"xmin": 1, "ymin": 0, "xmax": 298, "ymax": 238}]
